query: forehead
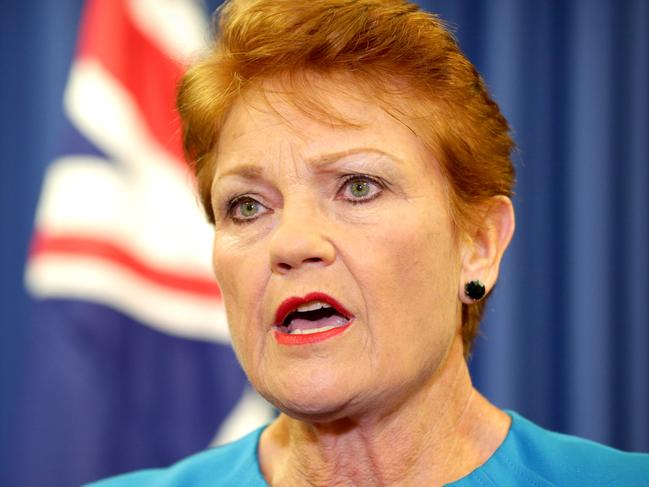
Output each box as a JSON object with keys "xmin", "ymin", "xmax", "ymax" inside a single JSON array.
[{"xmin": 214, "ymin": 74, "xmax": 432, "ymax": 173}]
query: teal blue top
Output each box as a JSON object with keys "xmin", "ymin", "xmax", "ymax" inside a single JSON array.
[{"xmin": 88, "ymin": 411, "xmax": 649, "ymax": 486}]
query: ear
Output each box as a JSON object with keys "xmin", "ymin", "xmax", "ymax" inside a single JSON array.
[{"xmin": 459, "ymin": 196, "xmax": 515, "ymax": 304}]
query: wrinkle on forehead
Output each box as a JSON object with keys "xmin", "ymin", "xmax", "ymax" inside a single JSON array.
[
  {"xmin": 213, "ymin": 76, "xmax": 370, "ymax": 185},
  {"xmin": 215, "ymin": 73, "xmax": 419, "ymax": 176},
  {"xmin": 214, "ymin": 147, "xmax": 406, "ymax": 184},
  {"xmin": 221, "ymin": 71, "xmax": 376, "ymax": 143}
]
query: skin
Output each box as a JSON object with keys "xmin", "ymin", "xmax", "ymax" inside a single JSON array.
[{"xmin": 210, "ymin": 76, "xmax": 515, "ymax": 486}]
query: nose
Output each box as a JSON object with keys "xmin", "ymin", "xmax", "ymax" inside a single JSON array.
[{"xmin": 269, "ymin": 203, "xmax": 336, "ymax": 274}]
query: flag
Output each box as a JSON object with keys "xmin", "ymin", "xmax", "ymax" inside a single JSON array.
[{"xmin": 14, "ymin": 1, "xmax": 273, "ymax": 485}]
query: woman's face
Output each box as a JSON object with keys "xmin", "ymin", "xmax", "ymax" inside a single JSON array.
[{"xmin": 211, "ymin": 78, "xmax": 464, "ymax": 420}]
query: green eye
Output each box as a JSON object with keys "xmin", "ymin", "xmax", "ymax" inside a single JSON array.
[
  {"xmin": 239, "ymin": 200, "xmax": 260, "ymax": 218},
  {"xmin": 349, "ymin": 180, "xmax": 371, "ymax": 198},
  {"xmin": 228, "ymin": 196, "xmax": 267, "ymax": 223},
  {"xmin": 339, "ymin": 175, "xmax": 383, "ymax": 203}
]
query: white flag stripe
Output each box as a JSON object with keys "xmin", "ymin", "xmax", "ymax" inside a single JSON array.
[
  {"xmin": 34, "ymin": 156, "xmax": 215, "ymax": 277},
  {"xmin": 128, "ymin": 0, "xmax": 209, "ymax": 63},
  {"xmin": 211, "ymin": 386, "xmax": 276, "ymax": 446},
  {"xmin": 65, "ymin": 59, "xmax": 181, "ymax": 172},
  {"xmin": 27, "ymin": 253, "xmax": 230, "ymax": 343}
]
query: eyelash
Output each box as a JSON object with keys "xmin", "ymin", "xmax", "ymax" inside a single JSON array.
[
  {"xmin": 224, "ymin": 174, "xmax": 386, "ymax": 224},
  {"xmin": 225, "ymin": 195, "xmax": 270, "ymax": 225},
  {"xmin": 337, "ymin": 174, "xmax": 385, "ymax": 204}
]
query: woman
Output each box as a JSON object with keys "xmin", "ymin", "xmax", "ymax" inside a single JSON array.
[{"xmin": 91, "ymin": 0, "xmax": 648, "ymax": 485}]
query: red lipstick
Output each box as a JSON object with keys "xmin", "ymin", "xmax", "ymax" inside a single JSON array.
[
  {"xmin": 274, "ymin": 322, "xmax": 352, "ymax": 345},
  {"xmin": 273, "ymin": 292, "xmax": 353, "ymax": 346}
]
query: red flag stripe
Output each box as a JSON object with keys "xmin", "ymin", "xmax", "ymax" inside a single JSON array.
[
  {"xmin": 77, "ymin": 0, "xmax": 186, "ymax": 165},
  {"xmin": 30, "ymin": 232, "xmax": 221, "ymax": 298}
]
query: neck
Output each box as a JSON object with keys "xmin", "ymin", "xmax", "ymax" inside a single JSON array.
[{"xmin": 259, "ymin": 336, "xmax": 510, "ymax": 486}]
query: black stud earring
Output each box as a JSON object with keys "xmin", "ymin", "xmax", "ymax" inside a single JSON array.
[{"xmin": 464, "ymin": 280, "xmax": 486, "ymax": 301}]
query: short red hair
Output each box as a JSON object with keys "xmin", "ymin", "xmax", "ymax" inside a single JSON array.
[{"xmin": 177, "ymin": 0, "xmax": 515, "ymax": 355}]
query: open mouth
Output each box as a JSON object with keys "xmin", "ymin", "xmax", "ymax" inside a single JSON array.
[{"xmin": 273, "ymin": 292, "xmax": 353, "ymax": 338}]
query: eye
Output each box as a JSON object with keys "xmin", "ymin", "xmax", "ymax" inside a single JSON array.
[
  {"xmin": 338, "ymin": 175, "xmax": 384, "ymax": 203},
  {"xmin": 227, "ymin": 196, "xmax": 270, "ymax": 223}
]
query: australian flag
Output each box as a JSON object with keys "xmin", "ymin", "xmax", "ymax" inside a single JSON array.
[{"xmin": 14, "ymin": 1, "xmax": 273, "ymax": 486}]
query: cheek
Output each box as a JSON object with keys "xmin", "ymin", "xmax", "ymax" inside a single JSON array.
[
  {"xmin": 349, "ymin": 207, "xmax": 460, "ymax": 346},
  {"xmin": 364, "ymin": 209, "xmax": 458, "ymax": 298},
  {"xmin": 212, "ymin": 235, "xmax": 267, "ymax": 361}
]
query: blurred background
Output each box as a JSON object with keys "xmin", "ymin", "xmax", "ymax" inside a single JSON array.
[{"xmin": 0, "ymin": 0, "xmax": 647, "ymax": 485}]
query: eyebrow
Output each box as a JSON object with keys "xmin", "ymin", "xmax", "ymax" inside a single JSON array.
[
  {"xmin": 216, "ymin": 164, "xmax": 264, "ymax": 181},
  {"xmin": 309, "ymin": 148, "xmax": 403, "ymax": 168},
  {"xmin": 214, "ymin": 148, "xmax": 403, "ymax": 182}
]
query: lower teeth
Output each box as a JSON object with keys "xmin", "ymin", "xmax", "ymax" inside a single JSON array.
[{"xmin": 290, "ymin": 325, "xmax": 338, "ymax": 335}]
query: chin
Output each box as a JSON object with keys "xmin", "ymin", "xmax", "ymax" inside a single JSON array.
[
  {"xmin": 260, "ymin": 374, "xmax": 359, "ymax": 422},
  {"xmin": 280, "ymin": 403, "xmax": 350, "ymax": 423}
]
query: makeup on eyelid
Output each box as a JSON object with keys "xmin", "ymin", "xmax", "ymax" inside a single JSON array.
[{"xmin": 220, "ymin": 173, "xmax": 388, "ymax": 224}]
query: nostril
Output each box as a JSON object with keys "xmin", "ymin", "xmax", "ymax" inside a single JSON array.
[{"xmin": 274, "ymin": 257, "xmax": 323, "ymax": 273}]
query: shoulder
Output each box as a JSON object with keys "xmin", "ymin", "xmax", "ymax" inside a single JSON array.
[
  {"xmin": 85, "ymin": 427, "xmax": 268, "ymax": 487},
  {"xmin": 483, "ymin": 411, "xmax": 649, "ymax": 486}
]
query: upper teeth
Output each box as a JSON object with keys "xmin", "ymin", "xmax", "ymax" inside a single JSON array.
[{"xmin": 296, "ymin": 301, "xmax": 332, "ymax": 313}]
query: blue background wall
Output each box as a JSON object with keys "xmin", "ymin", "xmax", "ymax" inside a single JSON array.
[
  {"xmin": 0, "ymin": 1, "xmax": 86, "ymax": 475},
  {"xmin": 1, "ymin": 0, "xmax": 647, "ymax": 480}
]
